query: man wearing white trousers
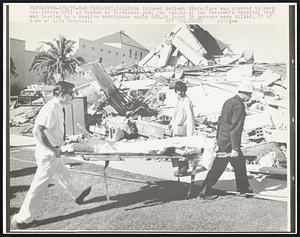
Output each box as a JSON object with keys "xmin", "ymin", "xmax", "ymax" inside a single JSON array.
[{"xmin": 12, "ymin": 81, "xmax": 92, "ymax": 229}]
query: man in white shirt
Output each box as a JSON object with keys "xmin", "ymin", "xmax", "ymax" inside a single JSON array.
[{"xmin": 12, "ymin": 81, "xmax": 92, "ymax": 229}]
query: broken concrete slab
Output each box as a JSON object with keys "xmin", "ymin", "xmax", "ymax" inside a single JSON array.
[
  {"xmin": 226, "ymin": 64, "xmax": 254, "ymax": 81},
  {"xmin": 188, "ymin": 24, "xmax": 224, "ymax": 58},
  {"xmin": 264, "ymin": 128, "xmax": 288, "ymax": 144},
  {"xmin": 157, "ymin": 42, "xmax": 174, "ymax": 67},
  {"xmin": 238, "ymin": 50, "xmax": 254, "ymax": 64},
  {"xmin": 241, "ymin": 141, "xmax": 286, "ymax": 162},
  {"xmin": 256, "ymin": 69, "xmax": 281, "ymax": 88},
  {"xmin": 171, "ymin": 25, "xmax": 207, "ymax": 66},
  {"xmin": 243, "ymin": 111, "xmax": 275, "ymax": 131},
  {"xmin": 140, "ymin": 24, "xmax": 236, "ymax": 68},
  {"xmin": 153, "ymin": 71, "xmax": 175, "ymax": 79},
  {"xmin": 135, "ymin": 119, "xmax": 171, "ymax": 139}
]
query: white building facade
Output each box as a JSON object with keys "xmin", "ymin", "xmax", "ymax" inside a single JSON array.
[{"xmin": 76, "ymin": 30, "xmax": 149, "ymax": 68}]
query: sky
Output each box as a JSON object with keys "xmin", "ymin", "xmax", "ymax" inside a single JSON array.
[{"xmin": 8, "ymin": 4, "xmax": 290, "ymax": 63}]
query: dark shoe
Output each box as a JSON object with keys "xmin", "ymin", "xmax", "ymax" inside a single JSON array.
[
  {"xmin": 239, "ymin": 188, "xmax": 254, "ymax": 195},
  {"xmin": 75, "ymin": 186, "xmax": 92, "ymax": 205},
  {"xmin": 237, "ymin": 188, "xmax": 254, "ymax": 198},
  {"xmin": 198, "ymin": 192, "xmax": 219, "ymax": 200}
]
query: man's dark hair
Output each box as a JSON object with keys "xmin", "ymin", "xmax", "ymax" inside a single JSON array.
[
  {"xmin": 53, "ymin": 81, "xmax": 75, "ymax": 97},
  {"xmin": 174, "ymin": 81, "xmax": 187, "ymax": 93}
]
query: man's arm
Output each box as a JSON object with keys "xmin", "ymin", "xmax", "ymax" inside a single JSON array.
[
  {"xmin": 230, "ymin": 105, "xmax": 245, "ymax": 153},
  {"xmin": 33, "ymin": 125, "xmax": 61, "ymax": 157}
]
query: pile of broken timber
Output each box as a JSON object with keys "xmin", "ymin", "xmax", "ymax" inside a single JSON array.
[{"xmin": 82, "ymin": 61, "xmax": 141, "ymax": 116}]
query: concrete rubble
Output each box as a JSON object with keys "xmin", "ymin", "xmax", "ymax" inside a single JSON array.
[{"xmin": 10, "ymin": 24, "xmax": 289, "ymax": 175}]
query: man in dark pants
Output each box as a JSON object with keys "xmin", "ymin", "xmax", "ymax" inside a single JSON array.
[{"xmin": 198, "ymin": 83, "xmax": 254, "ymax": 200}]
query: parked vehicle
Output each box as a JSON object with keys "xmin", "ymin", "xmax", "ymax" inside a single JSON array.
[{"xmin": 19, "ymin": 88, "xmax": 43, "ymax": 97}]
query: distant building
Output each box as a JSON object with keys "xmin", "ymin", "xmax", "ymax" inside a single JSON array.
[
  {"xmin": 10, "ymin": 38, "xmax": 40, "ymax": 95},
  {"xmin": 76, "ymin": 30, "xmax": 149, "ymax": 68}
]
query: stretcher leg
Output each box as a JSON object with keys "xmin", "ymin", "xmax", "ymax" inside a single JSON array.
[
  {"xmin": 187, "ymin": 158, "xmax": 198, "ymax": 199},
  {"xmin": 104, "ymin": 160, "xmax": 110, "ymax": 201}
]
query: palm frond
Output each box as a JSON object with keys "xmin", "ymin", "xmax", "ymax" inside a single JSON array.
[
  {"xmin": 10, "ymin": 57, "xmax": 18, "ymax": 78},
  {"xmin": 63, "ymin": 39, "xmax": 76, "ymax": 55},
  {"xmin": 29, "ymin": 52, "xmax": 57, "ymax": 71},
  {"xmin": 41, "ymin": 41, "xmax": 59, "ymax": 56}
]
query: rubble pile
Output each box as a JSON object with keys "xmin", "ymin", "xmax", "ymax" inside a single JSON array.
[
  {"xmin": 10, "ymin": 106, "xmax": 40, "ymax": 126},
  {"xmin": 10, "ymin": 24, "xmax": 289, "ymax": 174}
]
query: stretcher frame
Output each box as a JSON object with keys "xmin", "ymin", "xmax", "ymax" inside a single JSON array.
[{"xmin": 72, "ymin": 152, "xmax": 202, "ymax": 200}]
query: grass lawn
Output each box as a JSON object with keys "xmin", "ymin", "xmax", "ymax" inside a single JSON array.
[{"xmin": 7, "ymin": 147, "xmax": 288, "ymax": 233}]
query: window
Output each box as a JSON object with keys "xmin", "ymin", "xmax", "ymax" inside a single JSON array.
[
  {"xmin": 129, "ymin": 49, "xmax": 132, "ymax": 58},
  {"xmin": 99, "ymin": 58, "xmax": 103, "ymax": 63},
  {"xmin": 122, "ymin": 54, "xmax": 126, "ymax": 57},
  {"xmin": 108, "ymin": 50, "xmax": 111, "ymax": 54},
  {"xmin": 116, "ymin": 52, "xmax": 119, "ymax": 55},
  {"xmin": 140, "ymin": 52, "xmax": 143, "ymax": 58},
  {"xmin": 91, "ymin": 47, "xmax": 95, "ymax": 50},
  {"xmin": 100, "ymin": 49, "xmax": 103, "ymax": 52},
  {"xmin": 135, "ymin": 51, "xmax": 137, "ymax": 59},
  {"xmin": 82, "ymin": 44, "xmax": 86, "ymax": 48}
]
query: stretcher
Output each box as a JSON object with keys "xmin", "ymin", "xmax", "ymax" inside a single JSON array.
[
  {"xmin": 68, "ymin": 151, "xmax": 203, "ymax": 200},
  {"xmin": 63, "ymin": 135, "xmax": 219, "ymax": 200}
]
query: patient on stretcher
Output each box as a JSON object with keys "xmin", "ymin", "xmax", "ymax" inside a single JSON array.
[{"xmin": 65, "ymin": 135, "xmax": 218, "ymax": 174}]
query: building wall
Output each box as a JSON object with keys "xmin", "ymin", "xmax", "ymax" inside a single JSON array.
[
  {"xmin": 10, "ymin": 38, "xmax": 25, "ymax": 95},
  {"xmin": 10, "ymin": 38, "xmax": 40, "ymax": 95},
  {"xmin": 24, "ymin": 50, "xmax": 40, "ymax": 86},
  {"xmin": 77, "ymin": 38, "xmax": 149, "ymax": 68}
]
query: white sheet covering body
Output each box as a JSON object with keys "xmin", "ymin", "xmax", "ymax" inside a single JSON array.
[{"xmin": 73, "ymin": 135, "xmax": 217, "ymax": 170}]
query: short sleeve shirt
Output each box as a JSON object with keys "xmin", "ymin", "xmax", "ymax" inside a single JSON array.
[{"xmin": 33, "ymin": 97, "xmax": 65, "ymax": 147}]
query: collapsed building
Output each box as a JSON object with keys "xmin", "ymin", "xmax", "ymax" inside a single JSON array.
[
  {"xmin": 139, "ymin": 24, "xmax": 236, "ymax": 68},
  {"xmin": 10, "ymin": 24, "xmax": 288, "ymax": 175}
]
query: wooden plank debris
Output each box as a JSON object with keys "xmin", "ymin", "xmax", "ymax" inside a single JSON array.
[{"xmin": 81, "ymin": 61, "xmax": 137, "ymax": 115}]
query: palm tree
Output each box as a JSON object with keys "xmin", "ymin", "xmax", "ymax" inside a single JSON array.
[
  {"xmin": 38, "ymin": 69, "xmax": 56, "ymax": 85},
  {"xmin": 29, "ymin": 35, "xmax": 86, "ymax": 83},
  {"xmin": 10, "ymin": 57, "xmax": 18, "ymax": 78}
]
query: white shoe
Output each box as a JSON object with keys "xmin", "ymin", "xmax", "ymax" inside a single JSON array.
[{"xmin": 11, "ymin": 215, "xmax": 35, "ymax": 229}]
